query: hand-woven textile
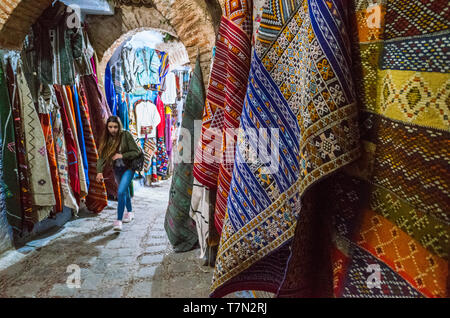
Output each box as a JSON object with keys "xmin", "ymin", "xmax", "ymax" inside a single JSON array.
[
  {"xmin": 165, "ymin": 56, "xmax": 205, "ymax": 252},
  {"xmin": 192, "ymin": 0, "xmax": 253, "ymax": 235},
  {"xmin": 211, "ymin": 0, "xmax": 360, "ymax": 297},
  {"xmin": 0, "ymin": 60, "xmax": 22, "ymax": 232},
  {"xmin": 280, "ymin": 0, "xmax": 450, "ymax": 298},
  {"xmin": 6, "ymin": 61, "xmax": 34, "ymax": 231}
]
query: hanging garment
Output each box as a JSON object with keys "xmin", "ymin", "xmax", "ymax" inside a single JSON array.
[
  {"xmin": 77, "ymin": 84, "xmax": 108, "ymax": 213},
  {"xmin": 17, "ymin": 64, "xmax": 55, "ymax": 223},
  {"xmin": 151, "ymin": 155, "xmax": 157, "ymax": 181},
  {"xmin": 155, "ymin": 95, "xmax": 165, "ymax": 139},
  {"xmin": 21, "ymin": 33, "xmax": 40, "ymax": 104},
  {"xmin": 38, "ymin": 85, "xmax": 63, "ymax": 214},
  {"xmin": 161, "ymin": 72, "xmax": 177, "ymax": 105},
  {"xmin": 105, "ymin": 62, "xmax": 118, "ymax": 115},
  {"xmin": 51, "ymin": 99, "xmax": 79, "ymax": 211},
  {"xmin": 80, "ymin": 75, "xmax": 118, "ymax": 199},
  {"xmin": 6, "ymin": 60, "xmax": 34, "ymax": 231},
  {"xmin": 62, "ymin": 86, "xmax": 88, "ymax": 200},
  {"xmin": 210, "ymin": 0, "xmax": 361, "ymax": 297},
  {"xmin": 135, "ymin": 100, "xmax": 161, "ymax": 139},
  {"xmin": 54, "ymin": 85, "xmax": 81, "ymax": 205},
  {"xmin": 164, "ymin": 56, "xmax": 205, "ymax": 252},
  {"xmin": 0, "ymin": 60, "xmax": 22, "ymax": 233},
  {"xmin": 192, "ymin": 0, "xmax": 253, "ymax": 236}
]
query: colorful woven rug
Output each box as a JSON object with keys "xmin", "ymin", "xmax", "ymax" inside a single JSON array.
[
  {"xmin": 54, "ymin": 85, "xmax": 81, "ymax": 206},
  {"xmin": 192, "ymin": 0, "xmax": 253, "ymax": 235},
  {"xmin": 328, "ymin": 0, "xmax": 449, "ymax": 298},
  {"xmin": 165, "ymin": 56, "xmax": 205, "ymax": 252},
  {"xmin": 278, "ymin": 0, "xmax": 450, "ymax": 298},
  {"xmin": 210, "ymin": 0, "xmax": 361, "ymax": 297},
  {"xmin": 77, "ymin": 83, "xmax": 108, "ymax": 214}
]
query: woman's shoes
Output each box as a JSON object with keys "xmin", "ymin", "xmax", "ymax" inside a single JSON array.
[
  {"xmin": 113, "ymin": 220, "xmax": 123, "ymax": 231},
  {"xmin": 123, "ymin": 212, "xmax": 135, "ymax": 223}
]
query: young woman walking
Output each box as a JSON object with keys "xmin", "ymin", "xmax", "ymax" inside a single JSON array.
[{"xmin": 96, "ymin": 116, "xmax": 142, "ymax": 231}]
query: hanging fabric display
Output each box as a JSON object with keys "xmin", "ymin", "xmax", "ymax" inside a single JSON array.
[
  {"xmin": 164, "ymin": 56, "xmax": 205, "ymax": 253},
  {"xmin": 54, "ymin": 85, "xmax": 81, "ymax": 205},
  {"xmin": 157, "ymin": 51, "xmax": 169, "ymax": 91},
  {"xmin": 0, "ymin": 60, "xmax": 22, "ymax": 232},
  {"xmin": 61, "ymin": 86, "xmax": 88, "ymax": 200},
  {"xmin": 160, "ymin": 71, "xmax": 177, "ymax": 105},
  {"xmin": 80, "ymin": 75, "xmax": 118, "ymax": 198},
  {"xmin": 155, "ymin": 137, "xmax": 168, "ymax": 177},
  {"xmin": 6, "ymin": 60, "xmax": 34, "ymax": 231},
  {"xmin": 17, "ymin": 63, "xmax": 56, "ymax": 223},
  {"xmin": 71, "ymin": 85, "xmax": 90, "ymax": 191},
  {"xmin": 0, "ymin": 134, "xmax": 13, "ymax": 254},
  {"xmin": 77, "ymin": 84, "xmax": 108, "ymax": 213},
  {"xmin": 210, "ymin": 0, "xmax": 361, "ymax": 297},
  {"xmin": 51, "ymin": 95, "xmax": 79, "ymax": 211},
  {"xmin": 317, "ymin": 0, "xmax": 449, "ymax": 298},
  {"xmin": 38, "ymin": 85, "xmax": 63, "ymax": 214},
  {"xmin": 105, "ymin": 62, "xmax": 118, "ymax": 115},
  {"xmin": 192, "ymin": 0, "xmax": 253, "ymax": 236}
]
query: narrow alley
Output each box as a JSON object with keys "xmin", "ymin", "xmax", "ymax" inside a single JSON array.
[
  {"xmin": 0, "ymin": 179, "xmax": 215, "ymax": 298},
  {"xmin": 0, "ymin": 0, "xmax": 448, "ymax": 301}
]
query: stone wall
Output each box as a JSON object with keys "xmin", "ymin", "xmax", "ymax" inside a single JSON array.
[{"xmin": 0, "ymin": 0, "xmax": 223, "ymax": 85}]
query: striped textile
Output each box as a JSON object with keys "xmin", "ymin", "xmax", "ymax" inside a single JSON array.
[
  {"xmin": 77, "ymin": 83, "xmax": 108, "ymax": 213},
  {"xmin": 192, "ymin": 0, "xmax": 253, "ymax": 235},
  {"xmin": 51, "ymin": 98, "xmax": 79, "ymax": 211},
  {"xmin": 62, "ymin": 86, "xmax": 88, "ymax": 199},
  {"xmin": 165, "ymin": 56, "xmax": 205, "ymax": 252}
]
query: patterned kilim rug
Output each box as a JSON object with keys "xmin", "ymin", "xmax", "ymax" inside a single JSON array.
[
  {"xmin": 325, "ymin": 0, "xmax": 449, "ymax": 298},
  {"xmin": 272, "ymin": 0, "xmax": 450, "ymax": 298},
  {"xmin": 193, "ymin": 0, "xmax": 253, "ymax": 235},
  {"xmin": 210, "ymin": 0, "xmax": 361, "ymax": 297}
]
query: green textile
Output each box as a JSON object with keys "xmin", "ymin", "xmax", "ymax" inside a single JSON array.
[
  {"xmin": 164, "ymin": 55, "xmax": 205, "ymax": 252},
  {"xmin": 0, "ymin": 60, "xmax": 22, "ymax": 232}
]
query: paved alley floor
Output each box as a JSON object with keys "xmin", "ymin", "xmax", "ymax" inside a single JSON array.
[{"xmin": 0, "ymin": 178, "xmax": 216, "ymax": 298}]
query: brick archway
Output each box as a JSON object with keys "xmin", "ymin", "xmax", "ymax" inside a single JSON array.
[{"xmin": 0, "ymin": 0, "xmax": 223, "ymax": 84}]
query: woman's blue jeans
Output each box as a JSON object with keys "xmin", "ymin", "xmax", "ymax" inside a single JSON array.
[{"xmin": 114, "ymin": 167, "xmax": 134, "ymax": 221}]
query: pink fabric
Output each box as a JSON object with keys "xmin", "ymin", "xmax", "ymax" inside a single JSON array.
[{"xmin": 156, "ymin": 95, "xmax": 165, "ymax": 139}]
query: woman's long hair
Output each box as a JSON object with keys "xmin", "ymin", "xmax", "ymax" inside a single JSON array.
[{"xmin": 98, "ymin": 116, "xmax": 123, "ymax": 164}]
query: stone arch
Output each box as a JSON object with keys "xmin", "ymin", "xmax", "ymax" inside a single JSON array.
[{"xmin": 0, "ymin": 0, "xmax": 224, "ymax": 84}]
